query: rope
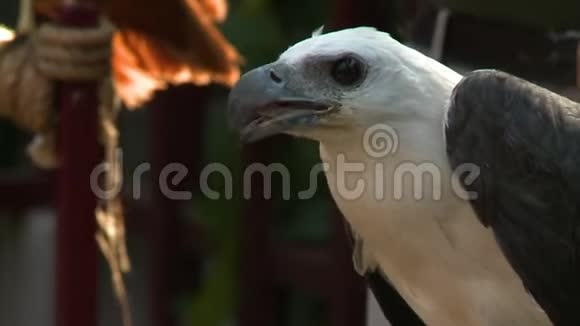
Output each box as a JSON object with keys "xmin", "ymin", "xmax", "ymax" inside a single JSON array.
[
  {"xmin": 0, "ymin": 38, "xmax": 53, "ymax": 134},
  {"xmin": 33, "ymin": 16, "xmax": 133, "ymax": 326},
  {"xmin": 0, "ymin": 21, "xmax": 113, "ymax": 130},
  {"xmin": 34, "ymin": 20, "xmax": 113, "ymax": 81},
  {"xmin": 0, "ymin": 19, "xmax": 113, "ymax": 168},
  {"xmin": 0, "ymin": 6, "xmax": 132, "ymax": 326},
  {"xmin": 17, "ymin": 0, "xmax": 35, "ymax": 34},
  {"xmin": 95, "ymin": 78, "xmax": 133, "ymax": 326}
]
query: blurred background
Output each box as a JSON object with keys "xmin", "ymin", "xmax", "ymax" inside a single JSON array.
[{"xmin": 0, "ymin": 0, "xmax": 579, "ymax": 326}]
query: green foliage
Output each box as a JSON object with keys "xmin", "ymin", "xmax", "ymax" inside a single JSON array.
[
  {"xmin": 186, "ymin": 92, "xmax": 242, "ymax": 326},
  {"xmin": 285, "ymin": 288, "xmax": 327, "ymax": 326},
  {"xmin": 0, "ymin": 118, "xmax": 29, "ymax": 170},
  {"xmin": 0, "ymin": 0, "xmax": 19, "ymax": 28},
  {"xmin": 186, "ymin": 1, "xmax": 335, "ymax": 325},
  {"xmin": 222, "ymin": 0, "xmax": 330, "ymax": 71},
  {"xmin": 444, "ymin": 0, "xmax": 580, "ymax": 29},
  {"xmin": 0, "ymin": 212, "xmax": 19, "ymax": 241}
]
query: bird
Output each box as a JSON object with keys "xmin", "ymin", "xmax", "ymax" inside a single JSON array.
[{"xmin": 227, "ymin": 26, "xmax": 580, "ymax": 325}]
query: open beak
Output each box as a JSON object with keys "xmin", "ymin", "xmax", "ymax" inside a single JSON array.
[{"xmin": 227, "ymin": 63, "xmax": 336, "ymax": 142}]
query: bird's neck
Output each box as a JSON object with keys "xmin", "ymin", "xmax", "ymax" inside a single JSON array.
[
  {"xmin": 317, "ymin": 74, "xmax": 463, "ymax": 214},
  {"xmin": 319, "ymin": 117, "xmax": 450, "ymax": 172}
]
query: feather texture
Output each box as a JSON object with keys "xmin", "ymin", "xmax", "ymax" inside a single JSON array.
[{"xmin": 447, "ymin": 70, "xmax": 580, "ymax": 326}]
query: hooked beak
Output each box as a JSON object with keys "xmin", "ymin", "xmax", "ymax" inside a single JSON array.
[{"xmin": 227, "ymin": 64, "xmax": 336, "ymax": 142}]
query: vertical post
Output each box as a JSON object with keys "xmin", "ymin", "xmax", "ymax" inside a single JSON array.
[
  {"xmin": 238, "ymin": 142, "xmax": 276, "ymax": 326},
  {"xmin": 331, "ymin": 0, "xmax": 398, "ymax": 33},
  {"xmin": 55, "ymin": 5, "xmax": 100, "ymax": 326},
  {"xmin": 149, "ymin": 85, "xmax": 207, "ymax": 326},
  {"xmin": 328, "ymin": 208, "xmax": 367, "ymax": 326}
]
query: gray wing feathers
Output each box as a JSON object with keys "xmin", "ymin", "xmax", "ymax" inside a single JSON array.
[{"xmin": 446, "ymin": 70, "xmax": 580, "ymax": 326}]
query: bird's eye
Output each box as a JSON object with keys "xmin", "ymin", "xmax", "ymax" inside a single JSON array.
[{"xmin": 330, "ymin": 56, "xmax": 364, "ymax": 86}]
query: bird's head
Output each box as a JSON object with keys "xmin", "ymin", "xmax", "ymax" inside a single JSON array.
[{"xmin": 228, "ymin": 27, "xmax": 461, "ymax": 144}]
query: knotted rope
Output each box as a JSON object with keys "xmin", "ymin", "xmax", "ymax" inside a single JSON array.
[
  {"xmin": 0, "ymin": 5, "xmax": 132, "ymax": 325},
  {"xmin": 0, "ymin": 19, "xmax": 113, "ymax": 168}
]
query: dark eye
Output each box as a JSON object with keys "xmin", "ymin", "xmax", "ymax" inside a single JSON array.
[{"xmin": 331, "ymin": 56, "xmax": 364, "ymax": 86}]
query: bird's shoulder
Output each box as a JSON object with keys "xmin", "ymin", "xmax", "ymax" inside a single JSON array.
[{"xmin": 445, "ymin": 69, "xmax": 580, "ymax": 325}]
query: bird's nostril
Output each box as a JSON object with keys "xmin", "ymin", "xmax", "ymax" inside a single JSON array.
[{"xmin": 269, "ymin": 69, "xmax": 283, "ymax": 83}]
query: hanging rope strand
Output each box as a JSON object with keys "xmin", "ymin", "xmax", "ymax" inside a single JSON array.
[{"xmin": 1, "ymin": 2, "xmax": 132, "ymax": 324}]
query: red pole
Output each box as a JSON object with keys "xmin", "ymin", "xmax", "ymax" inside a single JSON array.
[
  {"xmin": 55, "ymin": 5, "xmax": 101, "ymax": 326},
  {"xmin": 238, "ymin": 141, "xmax": 276, "ymax": 326},
  {"xmin": 149, "ymin": 85, "xmax": 208, "ymax": 326}
]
